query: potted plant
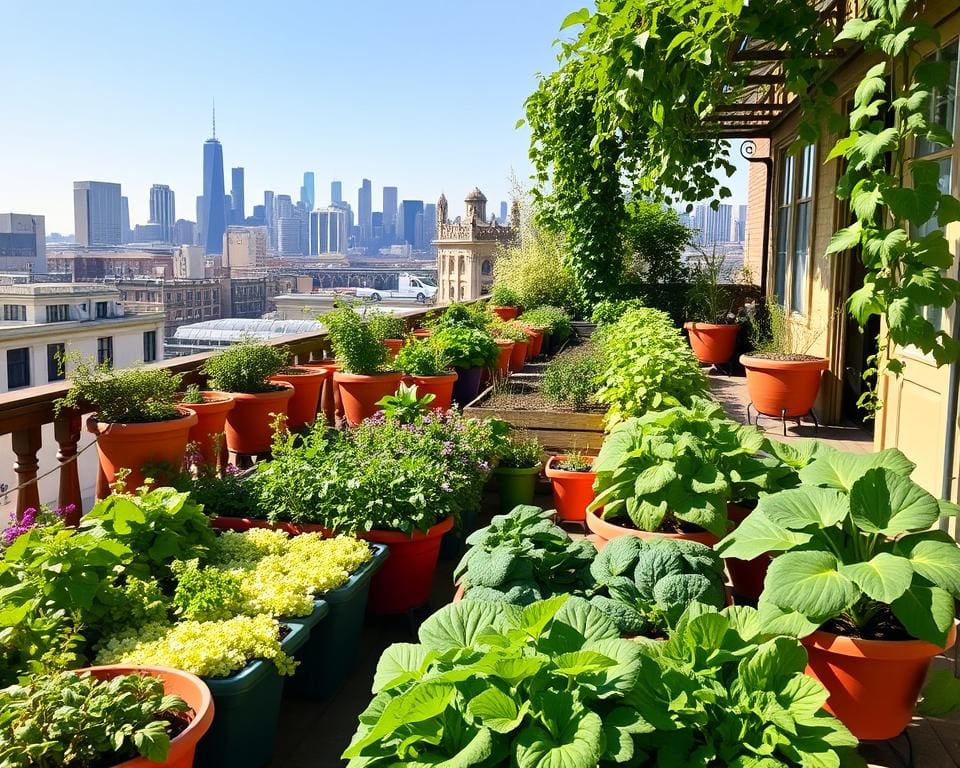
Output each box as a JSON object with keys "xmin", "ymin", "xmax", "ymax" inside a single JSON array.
[
  {"xmin": 0, "ymin": 666, "xmax": 213, "ymax": 768},
  {"xmin": 492, "ymin": 337, "xmax": 515, "ymax": 379},
  {"xmin": 488, "ymin": 284, "xmax": 520, "ymax": 320},
  {"xmin": 179, "ymin": 384, "xmax": 234, "ymax": 469},
  {"xmin": 492, "ymin": 429, "xmax": 543, "ymax": 514},
  {"xmin": 394, "ymin": 337, "xmax": 457, "ymax": 411},
  {"xmin": 55, "ymin": 356, "xmax": 197, "ymax": 494},
  {"xmin": 717, "ymin": 446, "xmax": 960, "ymax": 740},
  {"xmin": 683, "ymin": 247, "xmax": 742, "ymax": 365},
  {"xmin": 740, "ymin": 300, "xmax": 829, "ymax": 427},
  {"xmin": 268, "ymin": 365, "xmax": 328, "ymax": 429},
  {"xmin": 519, "ymin": 305, "xmax": 572, "ymax": 355},
  {"xmin": 200, "ymin": 340, "xmax": 293, "ymax": 456},
  {"xmin": 540, "ymin": 346, "xmax": 601, "ymax": 411},
  {"xmin": 544, "ymin": 450, "xmax": 596, "ymax": 523},
  {"xmin": 324, "ymin": 302, "xmax": 402, "ymax": 426},
  {"xmin": 366, "ymin": 309, "xmax": 408, "ymax": 358},
  {"xmin": 490, "ymin": 320, "xmax": 529, "ymax": 373},
  {"xmin": 431, "ymin": 325, "xmax": 499, "ymax": 405},
  {"xmin": 517, "ymin": 310, "xmax": 549, "ymax": 359}
]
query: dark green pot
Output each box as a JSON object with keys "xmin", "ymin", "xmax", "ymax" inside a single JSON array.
[{"xmin": 493, "ymin": 464, "xmax": 542, "ymax": 514}]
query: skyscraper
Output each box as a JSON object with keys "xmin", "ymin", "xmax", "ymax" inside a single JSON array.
[
  {"xmin": 120, "ymin": 195, "xmax": 131, "ymax": 243},
  {"xmin": 149, "ymin": 184, "xmax": 176, "ymax": 242},
  {"xmin": 400, "ymin": 200, "xmax": 424, "ymax": 249},
  {"xmin": 499, "ymin": 201, "xmax": 508, "ymax": 223},
  {"xmin": 73, "ymin": 181, "xmax": 122, "ymax": 246},
  {"xmin": 309, "ymin": 207, "xmax": 348, "ymax": 255},
  {"xmin": 692, "ymin": 203, "xmax": 734, "ymax": 246},
  {"xmin": 382, "ymin": 186, "xmax": 398, "ymax": 238},
  {"xmin": 331, "ymin": 180, "xmax": 342, "ymax": 204},
  {"xmin": 358, "ymin": 178, "xmax": 372, "ymax": 243},
  {"xmin": 200, "ymin": 107, "xmax": 226, "ymax": 255},
  {"xmin": 264, "ymin": 190, "xmax": 275, "ymax": 250},
  {"xmin": 231, "ymin": 167, "xmax": 245, "ymax": 224},
  {"xmin": 423, "ymin": 203, "xmax": 437, "ymax": 253},
  {"xmin": 301, "ymin": 172, "xmax": 315, "ymax": 210}
]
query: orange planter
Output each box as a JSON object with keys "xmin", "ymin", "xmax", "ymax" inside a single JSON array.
[
  {"xmin": 740, "ymin": 354, "xmax": 829, "ymax": 418},
  {"xmin": 585, "ymin": 507, "xmax": 719, "ymax": 549},
  {"xmin": 724, "ymin": 502, "xmax": 771, "ymax": 600},
  {"xmin": 87, "ymin": 408, "xmax": 197, "ymax": 495},
  {"xmin": 269, "ymin": 366, "xmax": 328, "ymax": 428},
  {"xmin": 412, "ymin": 328, "xmax": 432, "ymax": 339},
  {"xmin": 524, "ymin": 326, "xmax": 545, "ymax": 358},
  {"xmin": 359, "ymin": 516, "xmax": 454, "ymax": 613},
  {"xmin": 492, "ymin": 306, "xmax": 519, "ymax": 321},
  {"xmin": 408, "ymin": 372, "xmax": 458, "ymax": 411},
  {"xmin": 509, "ymin": 339, "xmax": 529, "ymax": 372},
  {"xmin": 79, "ymin": 665, "xmax": 214, "ymax": 768},
  {"xmin": 182, "ymin": 392, "xmax": 234, "ymax": 469},
  {"xmin": 545, "ymin": 456, "xmax": 597, "ymax": 523},
  {"xmin": 802, "ymin": 625, "xmax": 956, "ymax": 740},
  {"xmin": 223, "ymin": 384, "xmax": 294, "ymax": 455},
  {"xmin": 334, "ymin": 371, "xmax": 403, "ymax": 426},
  {"xmin": 494, "ymin": 339, "xmax": 514, "ymax": 378},
  {"xmin": 383, "ymin": 338, "xmax": 404, "ymax": 359},
  {"xmin": 300, "ymin": 361, "xmax": 341, "ymax": 426},
  {"xmin": 684, "ymin": 322, "xmax": 740, "ymax": 365}
]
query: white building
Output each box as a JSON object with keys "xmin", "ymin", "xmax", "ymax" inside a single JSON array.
[
  {"xmin": 223, "ymin": 226, "xmax": 268, "ymax": 270},
  {"xmin": 309, "ymin": 207, "xmax": 348, "ymax": 256}
]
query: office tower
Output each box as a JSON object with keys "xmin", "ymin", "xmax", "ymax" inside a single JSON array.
[
  {"xmin": 733, "ymin": 204, "xmax": 748, "ymax": 243},
  {"xmin": 357, "ymin": 178, "xmax": 372, "ymax": 243},
  {"xmin": 231, "ymin": 167, "xmax": 245, "ymax": 224},
  {"xmin": 499, "ymin": 201, "xmax": 508, "ymax": 223},
  {"xmin": 264, "ymin": 191, "xmax": 275, "ymax": 249},
  {"xmin": 73, "ymin": 181, "xmax": 122, "ymax": 246},
  {"xmin": 173, "ymin": 219, "xmax": 196, "ymax": 246},
  {"xmin": 200, "ymin": 107, "xmax": 226, "ymax": 254},
  {"xmin": 331, "ymin": 180, "xmax": 342, "ymax": 204},
  {"xmin": 301, "ymin": 172, "xmax": 315, "ymax": 210},
  {"xmin": 0, "ymin": 213, "xmax": 46, "ymax": 272},
  {"xmin": 120, "ymin": 196, "xmax": 131, "ymax": 243},
  {"xmin": 692, "ymin": 203, "xmax": 733, "ymax": 246},
  {"xmin": 275, "ymin": 194, "xmax": 294, "ymax": 220},
  {"xmin": 423, "ymin": 203, "xmax": 437, "ymax": 252},
  {"xmin": 400, "ymin": 200, "xmax": 424, "ymax": 249},
  {"xmin": 250, "ymin": 204, "xmax": 266, "ymax": 226},
  {"xmin": 371, "ymin": 211, "xmax": 384, "ymax": 240},
  {"xmin": 132, "ymin": 222, "xmax": 164, "ymax": 241},
  {"xmin": 382, "ymin": 186, "xmax": 398, "ymax": 238},
  {"xmin": 309, "ymin": 207, "xmax": 348, "ymax": 254},
  {"xmin": 224, "ymin": 226, "xmax": 268, "ymax": 269},
  {"xmin": 277, "ymin": 218, "xmax": 303, "ymax": 256},
  {"xmin": 149, "ymin": 184, "xmax": 176, "ymax": 242}
]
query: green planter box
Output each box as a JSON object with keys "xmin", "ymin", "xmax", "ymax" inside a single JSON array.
[
  {"xmin": 285, "ymin": 543, "xmax": 389, "ymax": 699},
  {"xmin": 196, "ymin": 620, "xmax": 315, "ymax": 768}
]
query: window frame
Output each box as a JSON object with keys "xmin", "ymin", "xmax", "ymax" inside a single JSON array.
[
  {"xmin": 772, "ymin": 141, "xmax": 817, "ymax": 316},
  {"xmin": 143, "ymin": 331, "xmax": 157, "ymax": 363},
  {"xmin": 45, "ymin": 304, "xmax": 70, "ymax": 323},
  {"xmin": 6, "ymin": 347, "xmax": 31, "ymax": 390},
  {"xmin": 97, "ymin": 336, "xmax": 113, "ymax": 368},
  {"xmin": 46, "ymin": 343, "xmax": 65, "ymax": 382}
]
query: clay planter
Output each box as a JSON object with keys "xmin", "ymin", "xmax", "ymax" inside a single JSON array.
[
  {"xmin": 740, "ymin": 354, "xmax": 829, "ymax": 418},
  {"xmin": 334, "ymin": 371, "xmax": 403, "ymax": 426},
  {"xmin": 545, "ymin": 456, "xmax": 596, "ymax": 523},
  {"xmin": 223, "ymin": 383, "xmax": 294, "ymax": 456},
  {"xmin": 509, "ymin": 339, "xmax": 529, "ymax": 372},
  {"xmin": 724, "ymin": 503, "xmax": 771, "ymax": 600},
  {"xmin": 382, "ymin": 338, "xmax": 404, "ymax": 359},
  {"xmin": 408, "ymin": 371, "xmax": 458, "ymax": 411},
  {"xmin": 182, "ymin": 392, "xmax": 234, "ymax": 469},
  {"xmin": 586, "ymin": 507, "xmax": 719, "ymax": 549},
  {"xmin": 491, "ymin": 305, "xmax": 519, "ymax": 321},
  {"xmin": 523, "ymin": 326, "xmax": 546, "ymax": 359},
  {"xmin": 300, "ymin": 361, "xmax": 341, "ymax": 426},
  {"xmin": 493, "ymin": 463, "xmax": 542, "ymax": 514},
  {"xmin": 269, "ymin": 366, "xmax": 328, "ymax": 429},
  {"xmin": 684, "ymin": 322, "xmax": 740, "ymax": 365},
  {"xmin": 452, "ymin": 366, "xmax": 484, "ymax": 406},
  {"xmin": 802, "ymin": 624, "xmax": 957, "ymax": 740},
  {"xmin": 412, "ymin": 328, "xmax": 432, "ymax": 339},
  {"xmin": 79, "ymin": 665, "xmax": 214, "ymax": 768},
  {"xmin": 494, "ymin": 339, "xmax": 514, "ymax": 378},
  {"xmin": 87, "ymin": 407, "xmax": 197, "ymax": 495},
  {"xmin": 359, "ymin": 516, "xmax": 455, "ymax": 613}
]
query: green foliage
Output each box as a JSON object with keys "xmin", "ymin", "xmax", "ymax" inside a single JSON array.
[
  {"xmin": 54, "ymin": 354, "xmax": 183, "ymax": 424},
  {"xmin": 170, "ymin": 467, "xmax": 259, "ymax": 520},
  {"xmin": 489, "ymin": 285, "xmax": 520, "ymax": 307},
  {"xmin": 0, "ymin": 670, "xmax": 189, "ymax": 768},
  {"xmin": 492, "ymin": 222, "xmax": 579, "ymax": 313},
  {"xmin": 394, "ymin": 338, "xmax": 451, "ymax": 377},
  {"xmin": 432, "ymin": 326, "xmax": 499, "ymax": 369},
  {"xmin": 593, "ymin": 307, "xmax": 709, "ymax": 425},
  {"xmin": 375, "ymin": 383, "xmax": 435, "ymax": 423},
  {"xmin": 180, "ymin": 383, "xmax": 204, "ymax": 404},
  {"xmin": 590, "ymin": 398, "xmax": 795, "ymax": 537},
  {"xmin": 172, "ymin": 560, "xmax": 245, "ymax": 622},
  {"xmin": 590, "ymin": 298, "xmax": 646, "ymax": 326},
  {"xmin": 718, "ymin": 446, "xmax": 960, "ymax": 645},
  {"xmin": 541, "ymin": 346, "xmax": 601, "ymax": 411},
  {"xmin": 489, "ymin": 319, "xmax": 528, "ymax": 343},
  {"xmin": 201, "ymin": 340, "xmax": 289, "ymax": 394},
  {"xmin": 555, "ymin": 451, "xmax": 592, "ymax": 472},
  {"xmin": 495, "ymin": 429, "xmax": 542, "ymax": 469},
  {"xmin": 323, "ymin": 302, "xmax": 389, "ymax": 375},
  {"xmin": 686, "ymin": 248, "xmax": 741, "ymax": 324},
  {"xmin": 365, "ymin": 310, "xmax": 407, "ymax": 342},
  {"xmin": 518, "ymin": 306, "xmax": 572, "ymax": 343}
]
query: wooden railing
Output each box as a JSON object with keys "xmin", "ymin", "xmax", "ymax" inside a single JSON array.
[{"xmin": 0, "ymin": 304, "xmax": 442, "ymax": 522}]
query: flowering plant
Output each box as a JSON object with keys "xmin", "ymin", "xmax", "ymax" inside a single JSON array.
[{"xmin": 1, "ymin": 504, "xmax": 73, "ymax": 547}]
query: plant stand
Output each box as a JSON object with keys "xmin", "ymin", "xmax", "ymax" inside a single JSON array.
[{"xmin": 745, "ymin": 402, "xmax": 819, "ymax": 437}]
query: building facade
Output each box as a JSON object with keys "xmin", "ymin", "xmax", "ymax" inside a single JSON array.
[
  {"xmin": 400, "ymin": 200, "xmax": 424, "ymax": 250},
  {"xmin": 201, "ymin": 137, "xmax": 226, "ymax": 254},
  {"xmin": 358, "ymin": 178, "xmax": 372, "ymax": 243},
  {"xmin": 73, "ymin": 181, "xmax": 122, "ymax": 246},
  {"xmin": 382, "ymin": 186, "xmax": 398, "ymax": 238},
  {"xmin": 309, "ymin": 207, "xmax": 348, "ymax": 256},
  {"xmin": 148, "ymin": 184, "xmax": 176, "ymax": 242},
  {"xmin": 111, "ymin": 278, "xmax": 221, "ymax": 337},
  {"xmin": 47, "ymin": 248, "xmax": 175, "ymax": 280},
  {"xmin": 231, "ymin": 167, "xmax": 245, "ymax": 224},
  {"xmin": 0, "ymin": 214, "xmax": 46, "ymax": 273},
  {"xmin": 223, "ymin": 226, "xmax": 268, "ymax": 269}
]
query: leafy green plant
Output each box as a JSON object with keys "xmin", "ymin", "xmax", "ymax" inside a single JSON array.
[
  {"xmin": 718, "ymin": 447, "xmax": 960, "ymax": 645},
  {"xmin": 375, "ymin": 382, "xmax": 435, "ymax": 423},
  {"xmin": 495, "ymin": 429, "xmax": 542, "ymax": 469},
  {"xmin": 490, "ymin": 318, "xmax": 528, "ymax": 343},
  {"xmin": 541, "ymin": 347, "xmax": 601, "ymax": 411},
  {"xmin": 489, "ymin": 285, "xmax": 520, "ymax": 307},
  {"xmin": 54, "ymin": 354, "xmax": 183, "ymax": 424},
  {"xmin": 518, "ymin": 305, "xmax": 572, "ymax": 343},
  {"xmin": 394, "ymin": 338, "xmax": 451, "ymax": 377},
  {"xmin": 492, "ymin": 219, "xmax": 579, "ymax": 313},
  {"xmin": 323, "ymin": 302, "xmax": 389, "ymax": 375},
  {"xmin": 432, "ymin": 326, "xmax": 499, "ymax": 369},
  {"xmin": 590, "ymin": 298, "xmax": 645, "ymax": 326},
  {"xmin": 180, "ymin": 383, "xmax": 204, "ymax": 405},
  {"xmin": 201, "ymin": 340, "xmax": 289, "ymax": 394},
  {"xmin": 749, "ymin": 300, "xmax": 826, "ymax": 358},
  {"xmin": 554, "ymin": 451, "xmax": 592, "ymax": 472},
  {"xmin": 429, "ymin": 302, "xmax": 490, "ymax": 331},
  {"xmin": 686, "ymin": 247, "xmax": 740, "ymax": 324},
  {"xmin": 169, "ymin": 466, "xmax": 259, "ymax": 520},
  {"xmin": 365, "ymin": 310, "xmax": 407, "ymax": 341},
  {"xmin": 172, "ymin": 560, "xmax": 245, "ymax": 622},
  {"xmin": 0, "ymin": 670, "xmax": 190, "ymax": 768}
]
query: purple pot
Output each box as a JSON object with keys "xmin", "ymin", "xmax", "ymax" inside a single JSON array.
[{"xmin": 452, "ymin": 366, "xmax": 483, "ymax": 406}]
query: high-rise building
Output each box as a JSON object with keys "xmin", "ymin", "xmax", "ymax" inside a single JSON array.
[
  {"xmin": 231, "ymin": 167, "xmax": 245, "ymax": 224},
  {"xmin": 692, "ymin": 203, "xmax": 734, "ymax": 246},
  {"xmin": 73, "ymin": 181, "xmax": 122, "ymax": 246},
  {"xmin": 301, "ymin": 172, "xmax": 315, "ymax": 210},
  {"xmin": 400, "ymin": 200, "xmax": 424, "ymax": 249},
  {"xmin": 200, "ymin": 111, "xmax": 226, "ymax": 254},
  {"xmin": 250, "ymin": 205, "xmax": 266, "ymax": 226},
  {"xmin": 331, "ymin": 180, "xmax": 342, "ymax": 204},
  {"xmin": 0, "ymin": 213, "xmax": 46, "ymax": 272},
  {"xmin": 224, "ymin": 226, "xmax": 268, "ymax": 269},
  {"xmin": 357, "ymin": 178, "xmax": 372, "ymax": 243},
  {"xmin": 309, "ymin": 207, "xmax": 348, "ymax": 255},
  {"xmin": 499, "ymin": 201, "xmax": 508, "ymax": 223},
  {"xmin": 732, "ymin": 204, "xmax": 748, "ymax": 243},
  {"xmin": 120, "ymin": 195, "xmax": 131, "ymax": 243},
  {"xmin": 148, "ymin": 184, "xmax": 176, "ymax": 242},
  {"xmin": 173, "ymin": 219, "xmax": 196, "ymax": 246},
  {"xmin": 277, "ymin": 217, "xmax": 302, "ymax": 256},
  {"xmin": 263, "ymin": 190, "xmax": 275, "ymax": 248},
  {"xmin": 423, "ymin": 203, "xmax": 437, "ymax": 254},
  {"xmin": 382, "ymin": 186, "xmax": 398, "ymax": 238}
]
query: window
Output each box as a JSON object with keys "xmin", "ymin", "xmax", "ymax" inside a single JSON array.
[
  {"xmin": 45, "ymin": 304, "xmax": 70, "ymax": 322},
  {"xmin": 6, "ymin": 348, "xmax": 30, "ymax": 389},
  {"xmin": 143, "ymin": 331, "xmax": 157, "ymax": 363},
  {"xmin": 773, "ymin": 142, "xmax": 816, "ymax": 313},
  {"xmin": 97, "ymin": 336, "xmax": 113, "ymax": 368},
  {"xmin": 47, "ymin": 343, "xmax": 65, "ymax": 382},
  {"xmin": 2, "ymin": 304, "xmax": 26, "ymax": 321},
  {"xmin": 95, "ymin": 301, "xmax": 108, "ymax": 319}
]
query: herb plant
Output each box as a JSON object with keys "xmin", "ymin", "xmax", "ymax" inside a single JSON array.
[
  {"xmin": 394, "ymin": 338, "xmax": 451, "ymax": 377},
  {"xmin": 541, "ymin": 347, "xmax": 601, "ymax": 410},
  {"xmin": 489, "ymin": 319, "xmax": 529, "ymax": 343},
  {"xmin": 518, "ymin": 305, "xmax": 572, "ymax": 343},
  {"xmin": 201, "ymin": 340, "xmax": 289, "ymax": 394},
  {"xmin": 323, "ymin": 302, "xmax": 389, "ymax": 375},
  {"xmin": 589, "ymin": 298, "xmax": 645, "ymax": 326},
  {"xmin": 489, "ymin": 285, "xmax": 520, "ymax": 307},
  {"xmin": 375, "ymin": 382, "xmax": 435, "ymax": 423},
  {"xmin": 495, "ymin": 429, "xmax": 542, "ymax": 469},
  {"xmin": 554, "ymin": 451, "xmax": 592, "ymax": 472},
  {"xmin": 180, "ymin": 383, "xmax": 204, "ymax": 404},
  {"xmin": 686, "ymin": 247, "xmax": 739, "ymax": 324},
  {"xmin": 365, "ymin": 310, "xmax": 407, "ymax": 341},
  {"xmin": 429, "ymin": 302, "xmax": 490, "ymax": 331},
  {"xmin": 749, "ymin": 300, "xmax": 825, "ymax": 359},
  {"xmin": 432, "ymin": 326, "xmax": 499, "ymax": 369}
]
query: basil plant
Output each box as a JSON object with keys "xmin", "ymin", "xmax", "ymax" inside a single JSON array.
[{"xmin": 717, "ymin": 447, "xmax": 960, "ymax": 645}]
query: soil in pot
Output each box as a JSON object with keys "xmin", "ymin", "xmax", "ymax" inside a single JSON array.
[
  {"xmin": 224, "ymin": 384, "xmax": 294, "ymax": 456},
  {"xmin": 740, "ymin": 354, "xmax": 829, "ymax": 419},
  {"xmin": 334, "ymin": 371, "xmax": 403, "ymax": 426},
  {"xmin": 684, "ymin": 322, "xmax": 740, "ymax": 365},
  {"xmin": 493, "ymin": 464, "xmax": 542, "ymax": 514},
  {"xmin": 269, "ymin": 367, "xmax": 327, "ymax": 429},
  {"xmin": 183, "ymin": 392, "xmax": 234, "ymax": 469},
  {"xmin": 585, "ymin": 507, "xmax": 720, "ymax": 548},
  {"xmin": 409, "ymin": 371, "xmax": 458, "ymax": 411},
  {"xmin": 545, "ymin": 455, "xmax": 596, "ymax": 523}
]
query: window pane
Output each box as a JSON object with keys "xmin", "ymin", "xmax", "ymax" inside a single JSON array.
[
  {"xmin": 780, "ymin": 154, "xmax": 795, "ymax": 205},
  {"xmin": 7, "ymin": 348, "xmax": 30, "ymax": 389},
  {"xmin": 799, "ymin": 144, "xmax": 815, "ymax": 198},
  {"xmin": 791, "ymin": 201, "xmax": 811, "ymax": 312},
  {"xmin": 47, "ymin": 343, "xmax": 65, "ymax": 382},
  {"xmin": 775, "ymin": 207, "xmax": 791, "ymax": 303},
  {"xmin": 917, "ymin": 41, "xmax": 959, "ymax": 156}
]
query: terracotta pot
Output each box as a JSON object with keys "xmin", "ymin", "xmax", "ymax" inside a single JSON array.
[
  {"xmin": 724, "ymin": 502, "xmax": 771, "ymax": 600},
  {"xmin": 269, "ymin": 366, "xmax": 328, "ymax": 429},
  {"xmin": 545, "ymin": 456, "xmax": 597, "ymax": 523},
  {"xmin": 452, "ymin": 366, "xmax": 484, "ymax": 405},
  {"xmin": 182, "ymin": 392, "xmax": 234, "ymax": 469},
  {"xmin": 409, "ymin": 371, "xmax": 458, "ymax": 411},
  {"xmin": 802, "ymin": 624, "xmax": 957, "ymax": 740},
  {"xmin": 383, "ymin": 338, "xmax": 404, "ymax": 359},
  {"xmin": 491, "ymin": 306, "xmax": 519, "ymax": 321},
  {"xmin": 412, "ymin": 328, "xmax": 432, "ymax": 339},
  {"xmin": 87, "ymin": 408, "xmax": 197, "ymax": 495},
  {"xmin": 78, "ymin": 665, "xmax": 214, "ymax": 768},
  {"xmin": 585, "ymin": 507, "xmax": 719, "ymax": 549},
  {"xmin": 359, "ymin": 516, "xmax": 455, "ymax": 613},
  {"xmin": 509, "ymin": 339, "xmax": 529, "ymax": 372},
  {"xmin": 494, "ymin": 339, "xmax": 514, "ymax": 378},
  {"xmin": 523, "ymin": 326, "xmax": 546, "ymax": 358},
  {"xmin": 740, "ymin": 354, "xmax": 829, "ymax": 418},
  {"xmin": 223, "ymin": 383, "xmax": 294, "ymax": 455},
  {"xmin": 300, "ymin": 361, "xmax": 341, "ymax": 426},
  {"xmin": 211, "ymin": 516, "xmax": 303, "ymax": 535},
  {"xmin": 334, "ymin": 371, "xmax": 403, "ymax": 426},
  {"xmin": 684, "ymin": 322, "xmax": 740, "ymax": 365}
]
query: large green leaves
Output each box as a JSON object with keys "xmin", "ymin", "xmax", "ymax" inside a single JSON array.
[
  {"xmin": 890, "ymin": 584, "xmax": 956, "ymax": 646},
  {"xmin": 419, "ymin": 601, "xmax": 505, "ymax": 652},
  {"xmin": 798, "ymin": 448, "xmax": 914, "ymax": 492},
  {"xmin": 839, "ymin": 553, "xmax": 913, "ymax": 603},
  {"xmin": 762, "ymin": 552, "xmax": 859, "ymax": 622},
  {"xmin": 849, "ymin": 468, "xmax": 940, "ymax": 535},
  {"xmin": 514, "ymin": 709, "xmax": 603, "ymax": 768}
]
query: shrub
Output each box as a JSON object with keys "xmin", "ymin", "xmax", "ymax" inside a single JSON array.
[
  {"xmin": 201, "ymin": 340, "xmax": 289, "ymax": 394},
  {"xmin": 180, "ymin": 383, "xmax": 204, "ymax": 404},
  {"xmin": 365, "ymin": 310, "xmax": 407, "ymax": 341},
  {"xmin": 323, "ymin": 302, "xmax": 389, "ymax": 375},
  {"xmin": 494, "ymin": 429, "xmax": 542, "ymax": 469},
  {"xmin": 541, "ymin": 347, "xmax": 601, "ymax": 410},
  {"xmin": 518, "ymin": 305, "xmax": 572, "ymax": 343},
  {"xmin": 394, "ymin": 338, "xmax": 451, "ymax": 377},
  {"xmin": 589, "ymin": 297, "xmax": 646, "ymax": 325},
  {"xmin": 489, "ymin": 284, "xmax": 520, "ymax": 307},
  {"xmin": 492, "ymin": 226, "xmax": 579, "ymax": 313},
  {"xmin": 429, "ymin": 302, "xmax": 490, "ymax": 331},
  {"xmin": 431, "ymin": 326, "xmax": 499, "ymax": 369},
  {"xmin": 488, "ymin": 319, "xmax": 528, "ymax": 342}
]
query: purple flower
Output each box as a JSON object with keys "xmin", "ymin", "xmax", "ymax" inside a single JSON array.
[
  {"xmin": 224, "ymin": 463, "xmax": 241, "ymax": 476},
  {"xmin": 440, "ymin": 482, "xmax": 452, "ymax": 492},
  {"xmin": 442, "ymin": 441, "xmax": 454, "ymax": 456},
  {"xmin": 55, "ymin": 503, "xmax": 76, "ymax": 519}
]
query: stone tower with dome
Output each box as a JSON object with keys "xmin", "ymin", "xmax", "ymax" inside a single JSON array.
[{"xmin": 434, "ymin": 187, "xmax": 517, "ymax": 303}]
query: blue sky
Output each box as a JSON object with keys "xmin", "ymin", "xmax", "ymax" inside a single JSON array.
[{"xmin": 1, "ymin": 0, "xmax": 747, "ymax": 234}]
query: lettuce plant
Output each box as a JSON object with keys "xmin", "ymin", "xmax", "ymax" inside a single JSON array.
[{"xmin": 717, "ymin": 447, "xmax": 960, "ymax": 645}]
